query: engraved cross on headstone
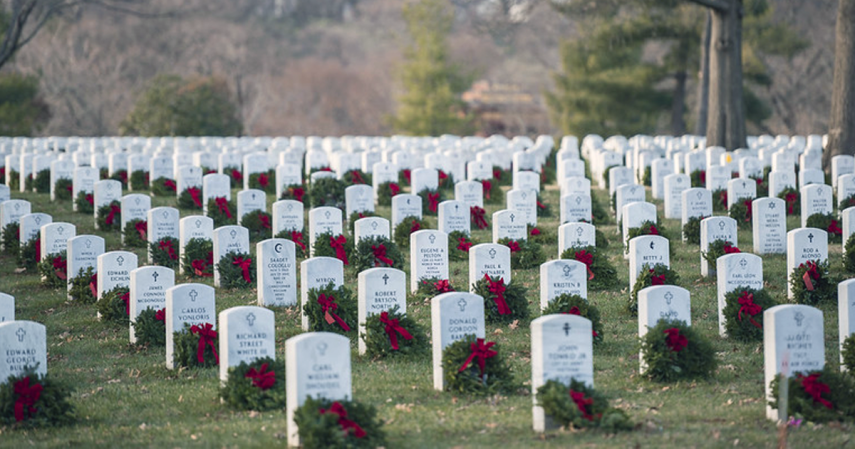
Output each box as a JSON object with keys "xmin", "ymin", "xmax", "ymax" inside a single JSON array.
[
  {"xmin": 563, "ymin": 322, "xmax": 571, "ymax": 336},
  {"xmin": 117, "ymin": 255, "xmax": 125, "ymax": 266},
  {"xmin": 152, "ymin": 272, "xmax": 159, "ymax": 282},
  {"xmin": 16, "ymin": 327, "xmax": 25, "ymax": 342},
  {"xmin": 457, "ymin": 297, "xmax": 467, "ymax": 312},
  {"xmin": 808, "ymin": 233, "xmax": 814, "ymax": 243},
  {"xmin": 189, "ymin": 289, "xmax": 198, "ymax": 302},
  {"xmin": 246, "ymin": 312, "xmax": 256, "ymax": 326},
  {"xmin": 382, "ymin": 274, "xmax": 389, "ymax": 285}
]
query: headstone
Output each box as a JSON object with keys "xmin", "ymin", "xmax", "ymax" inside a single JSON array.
[
  {"xmin": 559, "ymin": 177, "xmax": 591, "ymax": 197},
  {"xmin": 129, "ymin": 266, "xmax": 175, "ymax": 343},
  {"xmin": 844, "ymin": 206, "xmax": 855, "ymax": 248},
  {"xmin": 798, "ymin": 169, "xmax": 825, "ymax": 189},
  {"xmin": 557, "ymin": 222, "xmax": 596, "ymax": 256},
  {"xmin": 466, "ymin": 160, "xmax": 492, "ymax": 181},
  {"xmin": 120, "ymin": 194, "xmax": 151, "ymax": 245},
  {"xmin": 506, "ymin": 189, "xmax": 537, "ymax": 226},
  {"xmin": 236, "ymin": 189, "xmax": 266, "ymax": 222},
  {"xmin": 391, "ymin": 194, "xmax": 422, "ymax": 229},
  {"xmin": 539, "ymin": 260, "xmax": 587, "ymax": 309},
  {"xmin": 178, "ymin": 216, "xmax": 214, "ymax": 274},
  {"xmin": 149, "ymin": 155, "xmax": 174, "ymax": 183},
  {"xmin": 700, "ymin": 216, "xmax": 738, "ymax": 277},
  {"xmin": 371, "ymin": 161, "xmax": 398, "ymax": 203},
  {"xmin": 638, "ymin": 286, "xmax": 691, "ymax": 373},
  {"xmin": 0, "ymin": 199, "xmax": 30, "ymax": 250},
  {"xmin": 202, "ymin": 174, "xmax": 230, "ymax": 214},
  {"xmin": 219, "ymin": 306, "xmax": 276, "ymax": 383},
  {"xmin": 839, "ymin": 279, "xmax": 855, "ymax": 368},
  {"xmin": 650, "ymin": 158, "xmax": 673, "ymax": 199},
  {"xmin": 93, "ymin": 180, "xmax": 122, "ymax": 229},
  {"xmin": 411, "ymin": 167, "xmax": 438, "ymax": 194},
  {"xmin": 357, "ymin": 267, "xmax": 407, "ymax": 354},
  {"xmin": 257, "ymin": 238, "xmax": 297, "ymax": 307},
  {"xmin": 0, "ymin": 321, "xmax": 47, "ymax": 381},
  {"xmin": 431, "ymin": 292, "xmax": 486, "ymax": 390},
  {"xmin": 410, "ymin": 230, "xmax": 448, "ymax": 293},
  {"xmin": 468, "ymin": 244, "xmax": 511, "ymax": 292},
  {"xmin": 300, "ymin": 257, "xmax": 344, "ymax": 331},
  {"xmin": 663, "ymin": 174, "xmax": 689, "ymax": 219},
  {"xmin": 176, "ymin": 165, "xmax": 203, "ymax": 195},
  {"xmin": 608, "ymin": 166, "xmax": 633, "ymax": 197},
  {"xmin": 272, "ymin": 200, "xmax": 304, "ymax": 235},
  {"xmin": 752, "ymin": 197, "xmax": 787, "ymax": 254},
  {"xmin": 212, "ymin": 225, "xmax": 251, "ymax": 288},
  {"xmin": 0, "ymin": 293, "xmax": 13, "ymax": 323},
  {"xmin": 49, "ymin": 160, "xmax": 75, "ymax": 202},
  {"xmin": 628, "ymin": 235, "xmax": 670, "ymax": 290},
  {"xmin": 353, "ymin": 217, "xmax": 390, "ymax": 244},
  {"xmin": 72, "ymin": 166, "xmax": 98, "ymax": 211},
  {"xmin": 0, "ymin": 184, "xmax": 8, "ymax": 203},
  {"xmin": 837, "ymin": 174, "xmax": 855, "ymax": 209},
  {"xmin": 308, "ymin": 207, "xmax": 343, "ymax": 255},
  {"xmin": 559, "ymin": 193, "xmax": 592, "ymax": 224},
  {"xmin": 681, "ymin": 188, "xmax": 713, "ymax": 238},
  {"xmin": 66, "ymin": 235, "xmax": 105, "ymax": 298},
  {"xmin": 800, "ymin": 183, "xmax": 833, "ymax": 227},
  {"xmin": 614, "ymin": 184, "xmax": 645, "ymax": 223},
  {"xmin": 437, "ymin": 200, "xmax": 470, "ymax": 235},
  {"xmin": 275, "ymin": 163, "xmax": 302, "ymax": 199},
  {"xmin": 832, "ymin": 155, "xmax": 855, "ymax": 189},
  {"xmin": 19, "ymin": 213, "xmax": 52, "ymax": 247},
  {"xmin": 165, "ymin": 284, "xmax": 216, "ymax": 369},
  {"xmin": 242, "ymin": 153, "xmax": 270, "ymax": 190},
  {"xmin": 454, "ymin": 180, "xmax": 484, "ymax": 209},
  {"xmin": 513, "ymin": 170, "xmax": 540, "ymax": 193},
  {"xmin": 96, "ymin": 251, "xmax": 137, "ymax": 300},
  {"xmin": 621, "ymin": 202, "xmax": 657, "ymax": 253},
  {"xmin": 726, "ymin": 178, "xmax": 757, "ymax": 208},
  {"xmin": 147, "ymin": 206, "xmax": 180, "ymax": 256},
  {"xmin": 786, "ymin": 228, "xmax": 828, "ymax": 299},
  {"xmin": 768, "ymin": 171, "xmax": 796, "ymax": 198},
  {"xmin": 345, "ymin": 184, "xmax": 374, "ymax": 219},
  {"xmin": 715, "ymin": 253, "xmax": 763, "ymax": 336},
  {"xmin": 39, "ymin": 221, "xmax": 75, "ymax": 267}
]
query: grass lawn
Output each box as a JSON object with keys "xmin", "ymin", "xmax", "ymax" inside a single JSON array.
[{"xmin": 0, "ymin": 176, "xmax": 852, "ymax": 448}]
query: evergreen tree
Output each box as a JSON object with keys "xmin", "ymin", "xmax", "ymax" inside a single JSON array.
[{"xmin": 0, "ymin": 73, "xmax": 50, "ymax": 136}]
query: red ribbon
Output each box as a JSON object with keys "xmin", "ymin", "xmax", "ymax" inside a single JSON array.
[
  {"xmin": 481, "ymin": 180, "xmax": 492, "ymax": 200},
  {"xmin": 699, "ymin": 170, "xmax": 706, "ymax": 184},
  {"xmin": 318, "ymin": 293, "xmax": 350, "ymax": 331},
  {"xmin": 432, "ymin": 279, "xmax": 454, "ymax": 293},
  {"xmin": 190, "ymin": 323, "xmax": 219, "ymax": 365},
  {"xmin": 470, "ymin": 206, "xmax": 488, "ymax": 229},
  {"xmin": 648, "ymin": 224, "xmax": 659, "ymax": 235},
  {"xmin": 187, "ymin": 187, "xmax": 202, "ymax": 208},
  {"xmin": 85, "ymin": 193, "xmax": 94, "ymax": 206},
  {"xmin": 192, "ymin": 259, "xmax": 213, "ymax": 277},
  {"xmin": 290, "ymin": 186, "xmax": 305, "ymax": 202},
  {"xmin": 402, "ymin": 169, "xmax": 411, "ymax": 183},
  {"xmin": 159, "ymin": 239, "xmax": 178, "ymax": 260},
  {"xmin": 493, "ymin": 168, "xmax": 502, "ymax": 180},
  {"xmin": 566, "ymin": 306, "xmax": 599, "ymax": 338},
  {"xmin": 155, "ymin": 308, "xmax": 166, "ymax": 321},
  {"xmin": 828, "ymin": 219, "xmax": 842, "ymax": 236},
  {"xmin": 427, "ymin": 192, "xmax": 440, "ymax": 213},
  {"xmin": 379, "ymin": 311, "xmax": 413, "ymax": 350},
  {"xmin": 164, "ymin": 179, "xmax": 177, "ymax": 192},
  {"xmin": 259, "ymin": 214, "xmax": 271, "ymax": 229},
  {"xmin": 458, "ymin": 338, "xmax": 497, "ymax": 380},
  {"xmin": 797, "ymin": 373, "xmax": 833, "ymax": 409},
  {"xmin": 330, "ymin": 235, "xmax": 349, "ymax": 265},
  {"xmin": 574, "ymin": 250, "xmax": 595, "ymax": 280},
  {"xmin": 232, "ymin": 256, "xmax": 253, "ymax": 283},
  {"xmin": 507, "ymin": 241, "xmax": 521, "ymax": 253},
  {"xmin": 719, "ymin": 190, "xmax": 728, "ymax": 208},
  {"xmin": 723, "ymin": 244, "xmax": 741, "ymax": 254},
  {"xmin": 291, "ymin": 230, "xmax": 306, "ymax": 252},
  {"xmin": 456, "ymin": 237, "xmax": 473, "ymax": 252},
  {"xmin": 121, "ymin": 291, "xmax": 130, "ymax": 315},
  {"xmin": 649, "ymin": 269, "xmax": 665, "ymax": 285},
  {"xmin": 801, "ymin": 261, "xmax": 819, "ymax": 291},
  {"xmin": 245, "ymin": 363, "xmax": 276, "ymax": 390},
  {"xmin": 485, "ymin": 274, "xmax": 510, "ymax": 315},
  {"xmin": 410, "ymin": 220, "xmax": 421, "ymax": 234},
  {"xmin": 320, "ymin": 167, "xmax": 332, "ymax": 172},
  {"xmin": 389, "ymin": 183, "xmax": 400, "ymax": 197},
  {"xmin": 231, "ymin": 169, "xmax": 242, "ymax": 183},
  {"xmin": 530, "ymin": 227, "xmax": 541, "ymax": 236},
  {"xmin": 13, "ymin": 377, "xmax": 42, "ymax": 422},
  {"xmin": 785, "ymin": 193, "xmax": 797, "ymax": 214},
  {"xmin": 438, "ymin": 170, "xmax": 448, "ymax": 181},
  {"xmin": 135, "ymin": 220, "xmax": 148, "ymax": 240},
  {"xmin": 89, "ymin": 273, "xmax": 98, "ymax": 298},
  {"xmin": 537, "ymin": 199, "xmax": 546, "ymax": 211},
  {"xmin": 52, "ymin": 256, "xmax": 67, "ymax": 280},
  {"xmin": 569, "ymin": 389, "xmax": 594, "ymax": 421},
  {"xmin": 65, "ymin": 185, "xmax": 72, "ymax": 193},
  {"xmin": 258, "ymin": 173, "xmax": 269, "ymax": 188},
  {"xmin": 371, "ymin": 244, "xmax": 394, "ymax": 267},
  {"xmin": 349, "ymin": 170, "xmax": 365, "ymax": 184},
  {"xmin": 319, "ymin": 402, "xmax": 366, "ymax": 439},
  {"xmin": 215, "ymin": 197, "xmax": 232, "ymax": 218},
  {"xmin": 743, "ymin": 199, "xmax": 753, "ymax": 222},
  {"xmin": 663, "ymin": 328, "xmax": 688, "ymax": 352},
  {"xmin": 105, "ymin": 204, "xmax": 120, "ymax": 226},
  {"xmin": 737, "ymin": 291, "xmax": 762, "ymax": 328}
]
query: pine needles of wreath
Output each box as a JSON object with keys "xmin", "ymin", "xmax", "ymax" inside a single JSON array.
[
  {"xmin": 220, "ymin": 357, "xmax": 285, "ymax": 411},
  {"xmin": 361, "ymin": 305, "xmax": 428, "ymax": 358},
  {"xmin": 293, "ymin": 397, "xmax": 386, "ymax": 449},
  {"xmin": 441, "ymin": 335, "xmax": 518, "ymax": 395},
  {"xmin": 536, "ymin": 379, "xmax": 633, "ymax": 431}
]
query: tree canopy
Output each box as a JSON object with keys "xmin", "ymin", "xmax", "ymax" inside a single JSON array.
[{"xmin": 0, "ymin": 73, "xmax": 49, "ymax": 136}]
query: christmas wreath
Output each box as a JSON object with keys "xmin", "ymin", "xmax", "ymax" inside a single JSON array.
[
  {"xmin": 629, "ymin": 265, "xmax": 680, "ymax": 315},
  {"xmin": 625, "ymin": 220, "xmax": 666, "ymax": 251},
  {"xmin": 96, "ymin": 201, "xmax": 122, "ymax": 231},
  {"xmin": 481, "ymin": 178, "xmax": 503, "ymax": 204},
  {"xmin": 343, "ymin": 169, "xmax": 372, "ymax": 187},
  {"xmin": 348, "ymin": 211, "xmax": 378, "ymax": 237},
  {"xmin": 728, "ymin": 199, "xmax": 753, "ymax": 229},
  {"xmin": 1, "ymin": 222, "xmax": 19, "ymax": 257},
  {"xmin": 38, "ymin": 251, "xmax": 67, "ymax": 288},
  {"xmin": 304, "ymin": 282, "xmax": 356, "ymax": 336},
  {"xmin": 722, "ymin": 288, "xmax": 776, "ymax": 342},
  {"xmin": 527, "ymin": 224, "xmax": 553, "ymax": 245},
  {"xmin": 220, "ymin": 357, "xmax": 285, "ymax": 411},
  {"xmin": 398, "ymin": 169, "xmax": 411, "ymax": 186},
  {"xmin": 123, "ymin": 219, "xmax": 148, "ymax": 248},
  {"xmin": 498, "ymin": 238, "xmax": 546, "ymax": 270},
  {"xmin": 536, "ymin": 379, "xmax": 633, "ymax": 431},
  {"xmin": 0, "ymin": 368, "xmax": 75, "ymax": 427},
  {"xmin": 840, "ymin": 193, "xmax": 855, "ymax": 210},
  {"xmin": 293, "ymin": 397, "xmax": 385, "ymax": 449},
  {"xmin": 312, "ymin": 232, "xmax": 353, "ymax": 266},
  {"xmin": 393, "ymin": 216, "xmax": 426, "ymax": 249},
  {"xmin": 682, "ymin": 216, "xmax": 705, "ymax": 245},
  {"xmin": 183, "ymin": 238, "xmax": 214, "ymax": 278},
  {"xmin": 376, "ymin": 181, "xmax": 400, "ymax": 207},
  {"xmin": 768, "ymin": 368, "xmax": 855, "ymax": 423},
  {"xmin": 639, "ymin": 319, "xmax": 717, "ymax": 382},
  {"xmin": 309, "ymin": 177, "xmax": 347, "ymax": 210},
  {"xmin": 778, "ymin": 187, "xmax": 800, "ymax": 215},
  {"xmin": 177, "ymin": 186, "xmax": 204, "ymax": 210},
  {"xmin": 471, "ymin": 274, "xmax": 530, "ymax": 323},
  {"xmin": 361, "ymin": 305, "xmax": 429, "ymax": 358},
  {"xmin": 412, "ymin": 277, "xmax": 456, "ymax": 303},
  {"xmin": 129, "ymin": 170, "xmax": 149, "ymax": 190},
  {"xmin": 151, "ymin": 176, "xmax": 177, "ymax": 197},
  {"xmin": 541, "ymin": 294, "xmax": 604, "ymax": 344},
  {"xmin": 641, "ymin": 166, "xmax": 651, "ymax": 187},
  {"xmin": 68, "ymin": 266, "xmax": 97, "ymax": 303},
  {"xmin": 75, "ymin": 191, "xmax": 94, "ymax": 214},
  {"xmin": 32, "ymin": 169, "xmax": 50, "ymax": 193},
  {"xmin": 248, "ymin": 171, "xmax": 275, "ymax": 194},
  {"xmin": 842, "ymin": 334, "xmax": 855, "ymax": 373},
  {"xmin": 493, "ymin": 166, "xmax": 511, "ymax": 185},
  {"xmin": 240, "ymin": 210, "xmax": 273, "ymax": 242},
  {"xmin": 702, "ymin": 239, "xmax": 741, "ymax": 269},
  {"xmin": 790, "ymin": 259, "xmax": 835, "ymax": 305},
  {"xmin": 806, "ymin": 213, "xmax": 843, "ymax": 244},
  {"xmin": 417, "ymin": 188, "xmax": 441, "ymax": 216},
  {"xmin": 111, "ymin": 169, "xmax": 128, "ymax": 189},
  {"xmin": 226, "ymin": 167, "xmax": 242, "ymax": 189},
  {"xmin": 132, "ymin": 307, "xmax": 166, "ymax": 347},
  {"xmin": 274, "ymin": 229, "xmax": 309, "ymax": 259},
  {"xmin": 24, "ymin": 173, "xmax": 34, "ymax": 191},
  {"xmin": 6, "ymin": 169, "xmax": 18, "ymax": 190},
  {"xmin": 448, "ymin": 230, "xmax": 474, "ymax": 262},
  {"xmin": 96, "ymin": 285, "xmax": 130, "ymax": 325},
  {"xmin": 98, "ymin": 168, "xmax": 109, "ymax": 180},
  {"xmin": 150, "ymin": 236, "xmax": 180, "ymax": 269},
  {"xmin": 18, "ymin": 236, "xmax": 39, "ymax": 270},
  {"xmin": 280, "ymin": 184, "xmax": 308, "ymax": 206},
  {"xmin": 536, "ymin": 194, "xmax": 551, "ymax": 218},
  {"xmin": 173, "ymin": 322, "xmax": 219, "ymax": 369},
  {"xmin": 712, "ymin": 188, "xmax": 727, "ymax": 213},
  {"xmin": 559, "ymin": 246, "xmax": 619, "ymax": 291},
  {"xmin": 845, "ymin": 234, "xmax": 855, "ymax": 273},
  {"xmin": 690, "ymin": 169, "xmax": 705, "ymax": 188},
  {"xmin": 54, "ymin": 178, "xmax": 73, "ymax": 200},
  {"xmin": 470, "ymin": 206, "xmax": 489, "ymax": 230},
  {"xmin": 441, "ymin": 335, "xmax": 517, "ymax": 395},
  {"xmin": 750, "ymin": 175, "xmax": 768, "ymax": 197},
  {"xmin": 591, "ymin": 194, "xmax": 611, "ymax": 225},
  {"xmin": 216, "ymin": 251, "xmax": 256, "ymax": 289},
  {"xmin": 207, "ymin": 196, "xmax": 236, "ymax": 227},
  {"xmin": 352, "ymin": 235, "xmax": 403, "ymax": 272},
  {"xmin": 438, "ymin": 169, "xmax": 454, "ymax": 191}
]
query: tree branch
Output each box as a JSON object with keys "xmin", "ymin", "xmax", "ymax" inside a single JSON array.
[{"xmin": 684, "ymin": 0, "xmax": 730, "ymax": 12}]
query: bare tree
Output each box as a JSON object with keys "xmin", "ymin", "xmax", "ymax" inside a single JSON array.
[{"xmin": 824, "ymin": 0, "xmax": 855, "ymax": 168}]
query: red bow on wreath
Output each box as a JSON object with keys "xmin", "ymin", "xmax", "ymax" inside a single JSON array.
[
  {"xmin": 164, "ymin": 179, "xmax": 177, "ymax": 192},
  {"xmin": 649, "ymin": 269, "xmax": 665, "ymax": 286},
  {"xmin": 537, "ymin": 199, "xmax": 547, "ymax": 211},
  {"xmin": 438, "ymin": 170, "xmax": 448, "ymax": 181},
  {"xmin": 427, "ymin": 192, "xmax": 440, "ymax": 213},
  {"xmin": 432, "ymin": 279, "xmax": 453, "ymax": 293},
  {"xmin": 190, "ymin": 323, "xmax": 219, "ymax": 365},
  {"xmin": 105, "ymin": 204, "xmax": 120, "ymax": 226},
  {"xmin": 485, "ymin": 274, "xmax": 511, "ymax": 315},
  {"xmin": 330, "ymin": 235, "xmax": 349, "ymax": 265},
  {"xmin": 718, "ymin": 191, "xmax": 728, "ymax": 208},
  {"xmin": 258, "ymin": 173, "xmax": 269, "ymax": 188},
  {"xmin": 349, "ymin": 170, "xmax": 365, "ymax": 184},
  {"xmin": 569, "ymin": 389, "xmax": 595, "ymax": 421},
  {"xmin": 797, "ymin": 373, "xmax": 833, "ymax": 409},
  {"xmin": 456, "ymin": 237, "xmax": 473, "ymax": 252},
  {"xmin": 566, "ymin": 306, "xmax": 599, "ymax": 338},
  {"xmin": 65, "ymin": 184, "xmax": 72, "ymax": 193},
  {"xmin": 319, "ymin": 402, "xmax": 366, "ymax": 439},
  {"xmin": 723, "ymin": 244, "xmax": 741, "ymax": 254},
  {"xmin": 89, "ymin": 273, "xmax": 98, "ymax": 298},
  {"xmin": 232, "ymin": 256, "xmax": 253, "ymax": 283},
  {"xmin": 379, "ymin": 311, "xmax": 413, "ymax": 350},
  {"xmin": 828, "ymin": 219, "xmax": 842, "ymax": 236},
  {"xmin": 507, "ymin": 241, "xmax": 521, "ymax": 253},
  {"xmin": 135, "ymin": 220, "xmax": 148, "ymax": 240},
  {"xmin": 192, "ymin": 258, "xmax": 212, "ymax": 277},
  {"xmin": 648, "ymin": 224, "xmax": 659, "ymax": 235},
  {"xmin": 290, "ymin": 186, "xmax": 305, "ymax": 203},
  {"xmin": 317, "ymin": 293, "xmax": 350, "ymax": 331},
  {"xmin": 155, "ymin": 308, "xmax": 166, "ymax": 322},
  {"xmin": 231, "ymin": 169, "xmax": 242, "ymax": 183},
  {"xmin": 481, "ymin": 180, "xmax": 492, "ymax": 200},
  {"xmin": 215, "ymin": 197, "xmax": 232, "ymax": 218},
  {"xmin": 52, "ymin": 256, "xmax": 67, "ymax": 280},
  {"xmin": 458, "ymin": 338, "xmax": 497, "ymax": 380},
  {"xmin": 800, "ymin": 261, "xmax": 820, "ymax": 291},
  {"xmin": 121, "ymin": 291, "xmax": 130, "ymax": 315},
  {"xmin": 159, "ymin": 239, "xmax": 178, "ymax": 260},
  {"xmin": 663, "ymin": 328, "xmax": 688, "ymax": 352},
  {"xmin": 371, "ymin": 244, "xmax": 394, "ymax": 267},
  {"xmin": 574, "ymin": 250, "xmax": 595, "ymax": 280},
  {"xmin": 13, "ymin": 376, "xmax": 43, "ymax": 422},
  {"xmin": 493, "ymin": 168, "xmax": 502, "ymax": 180},
  {"xmin": 389, "ymin": 183, "xmax": 400, "ymax": 197},
  {"xmin": 34, "ymin": 237, "xmax": 40, "ymax": 262},
  {"xmin": 530, "ymin": 227, "xmax": 541, "ymax": 236},
  {"xmin": 699, "ymin": 170, "xmax": 706, "ymax": 184},
  {"xmin": 737, "ymin": 291, "xmax": 762, "ymax": 328},
  {"xmin": 402, "ymin": 169, "xmax": 411, "ymax": 183},
  {"xmin": 259, "ymin": 214, "xmax": 271, "ymax": 229},
  {"xmin": 470, "ymin": 206, "xmax": 488, "ymax": 229},
  {"xmin": 187, "ymin": 187, "xmax": 202, "ymax": 208},
  {"xmin": 410, "ymin": 220, "xmax": 421, "ymax": 234},
  {"xmin": 245, "ymin": 363, "xmax": 276, "ymax": 390},
  {"xmin": 290, "ymin": 230, "xmax": 306, "ymax": 252},
  {"xmin": 785, "ymin": 193, "xmax": 797, "ymax": 214},
  {"xmin": 85, "ymin": 193, "xmax": 94, "ymax": 206}
]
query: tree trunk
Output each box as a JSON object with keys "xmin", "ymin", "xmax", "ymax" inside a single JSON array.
[
  {"xmin": 695, "ymin": 11, "xmax": 711, "ymax": 136},
  {"xmin": 706, "ymin": 0, "xmax": 746, "ymax": 150},
  {"xmin": 671, "ymin": 71, "xmax": 687, "ymax": 135},
  {"xmin": 824, "ymin": 0, "xmax": 855, "ymax": 169}
]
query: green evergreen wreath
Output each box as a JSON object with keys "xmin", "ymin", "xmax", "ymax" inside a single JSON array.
[
  {"xmin": 219, "ymin": 357, "xmax": 286, "ymax": 411},
  {"xmin": 846, "ymin": 233, "xmax": 855, "ymax": 273},
  {"xmin": 309, "ymin": 177, "xmax": 347, "ymax": 210},
  {"xmin": 98, "ymin": 168, "xmax": 109, "ymax": 180},
  {"xmin": 348, "ymin": 211, "xmax": 378, "ymax": 237},
  {"xmin": 343, "ymin": 169, "xmax": 372, "ymax": 187},
  {"xmin": 183, "ymin": 238, "xmax": 214, "ymax": 279},
  {"xmin": 38, "ymin": 251, "xmax": 67, "ymax": 288},
  {"xmin": 541, "ymin": 293, "xmax": 604, "ymax": 344},
  {"xmin": 133, "ymin": 308, "xmax": 166, "ymax": 347},
  {"xmin": 69, "ymin": 266, "xmax": 96, "ymax": 304},
  {"xmin": 536, "ymin": 194, "xmax": 551, "ymax": 217},
  {"xmin": 441, "ymin": 335, "xmax": 517, "ymax": 395},
  {"xmin": 177, "ymin": 187, "xmax": 204, "ymax": 211},
  {"xmin": 150, "ymin": 236, "xmax": 180, "ymax": 269},
  {"xmin": 842, "ymin": 334, "xmax": 855, "ymax": 373},
  {"xmin": 150, "ymin": 176, "xmax": 176, "ymax": 197},
  {"xmin": 240, "ymin": 209, "xmax": 273, "ymax": 242},
  {"xmin": 18, "ymin": 236, "xmax": 39, "ymax": 270},
  {"xmin": 280, "ymin": 184, "xmax": 308, "ymax": 206},
  {"xmin": 690, "ymin": 169, "xmax": 705, "ymax": 188},
  {"xmin": 625, "ymin": 220, "xmax": 667, "ymax": 251},
  {"xmin": 789, "ymin": 259, "xmax": 835, "ymax": 305},
  {"xmin": 493, "ymin": 165, "xmax": 511, "ymax": 185},
  {"xmin": 750, "ymin": 176, "xmax": 768, "ymax": 197},
  {"xmin": 352, "ymin": 235, "xmax": 403, "ymax": 272},
  {"xmin": 437, "ymin": 170, "xmax": 454, "ymax": 191},
  {"xmin": 226, "ymin": 167, "xmax": 242, "ymax": 189},
  {"xmin": 24, "ymin": 172, "xmax": 33, "ymax": 191},
  {"xmin": 728, "ymin": 199, "xmax": 753, "ymax": 229},
  {"xmin": 2, "ymin": 222, "xmax": 19, "ymax": 257},
  {"xmin": 361, "ymin": 305, "xmax": 429, "ymax": 358},
  {"xmin": 536, "ymin": 379, "xmax": 633, "ymax": 431},
  {"xmin": 526, "ymin": 224, "xmax": 554, "ymax": 246},
  {"xmin": 6, "ymin": 169, "xmax": 19, "ymax": 190},
  {"xmin": 682, "ymin": 216, "xmax": 704, "ymax": 245},
  {"xmin": 293, "ymin": 396, "xmax": 386, "ymax": 449},
  {"xmin": 206, "ymin": 197, "xmax": 236, "ymax": 228},
  {"xmin": 304, "ymin": 282, "xmax": 357, "ymax": 336},
  {"xmin": 722, "ymin": 287, "xmax": 777, "ymax": 342},
  {"xmin": 33, "ymin": 169, "xmax": 50, "ymax": 193},
  {"xmin": 448, "ymin": 230, "xmax": 474, "ymax": 262},
  {"xmin": 417, "ymin": 188, "xmax": 441, "ymax": 216},
  {"xmin": 393, "ymin": 216, "xmax": 426, "ymax": 249},
  {"xmin": 216, "ymin": 251, "xmax": 256, "ymax": 289},
  {"xmin": 376, "ymin": 181, "xmax": 400, "ymax": 207},
  {"xmin": 602, "ymin": 165, "xmax": 616, "ymax": 189},
  {"xmin": 629, "ymin": 265, "xmax": 680, "ymax": 315},
  {"xmin": 54, "ymin": 178, "xmax": 73, "ymax": 200},
  {"xmin": 75, "ymin": 191, "xmax": 94, "ymax": 214},
  {"xmin": 481, "ymin": 178, "xmax": 503, "ymax": 204},
  {"xmin": 639, "ymin": 319, "xmax": 717, "ymax": 382},
  {"xmin": 398, "ymin": 169, "xmax": 411, "ymax": 186},
  {"xmin": 96, "ymin": 200, "xmax": 122, "ymax": 231},
  {"xmin": 498, "ymin": 237, "xmax": 546, "ymax": 270},
  {"xmin": 701, "ymin": 239, "xmax": 740, "ymax": 268},
  {"xmin": 591, "ymin": 193, "xmax": 610, "ymax": 225},
  {"xmin": 840, "ymin": 193, "xmax": 855, "ymax": 210},
  {"xmin": 769, "ymin": 368, "xmax": 855, "ymax": 423},
  {"xmin": 641, "ymin": 166, "xmax": 651, "ymax": 186},
  {"xmin": 312, "ymin": 232, "xmax": 353, "ymax": 266},
  {"xmin": 111, "ymin": 169, "xmax": 128, "ymax": 189},
  {"xmin": 123, "ymin": 218, "xmax": 148, "ymax": 248},
  {"xmin": 96, "ymin": 285, "xmax": 130, "ymax": 325},
  {"xmin": 806, "ymin": 212, "xmax": 843, "ymax": 244},
  {"xmin": 129, "ymin": 170, "xmax": 149, "ymax": 191},
  {"xmin": 779, "ymin": 187, "xmax": 800, "ymax": 215},
  {"xmin": 173, "ymin": 322, "xmax": 219, "ymax": 369},
  {"xmin": 471, "ymin": 274, "xmax": 530, "ymax": 323},
  {"xmin": 274, "ymin": 229, "xmax": 309, "ymax": 259},
  {"xmin": 712, "ymin": 188, "xmax": 727, "ymax": 213},
  {"xmin": 0, "ymin": 368, "xmax": 75, "ymax": 427},
  {"xmin": 248, "ymin": 171, "xmax": 275, "ymax": 194},
  {"xmin": 559, "ymin": 246, "xmax": 620, "ymax": 291},
  {"xmin": 411, "ymin": 277, "xmax": 456, "ymax": 303}
]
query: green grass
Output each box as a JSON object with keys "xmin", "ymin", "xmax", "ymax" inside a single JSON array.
[{"xmin": 1, "ymin": 181, "xmax": 852, "ymax": 448}]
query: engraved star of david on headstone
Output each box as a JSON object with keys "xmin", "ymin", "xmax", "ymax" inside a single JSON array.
[
  {"xmin": 769, "ymin": 202, "xmax": 775, "ymax": 209},
  {"xmin": 16, "ymin": 327, "xmax": 26, "ymax": 342},
  {"xmin": 317, "ymin": 342, "xmax": 328, "ymax": 356},
  {"xmin": 458, "ymin": 297, "xmax": 467, "ymax": 312},
  {"xmin": 117, "ymin": 255, "xmax": 124, "ymax": 266},
  {"xmin": 189, "ymin": 290, "xmax": 198, "ymax": 302},
  {"xmin": 246, "ymin": 313, "xmax": 256, "ymax": 326}
]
